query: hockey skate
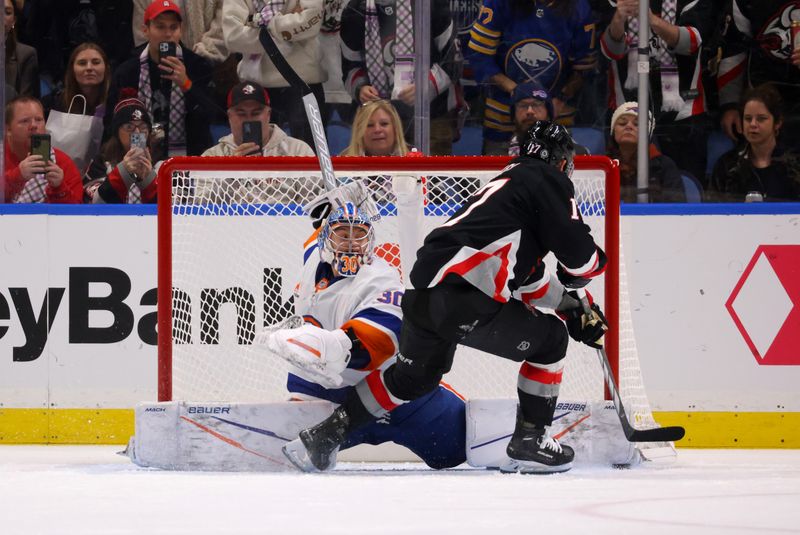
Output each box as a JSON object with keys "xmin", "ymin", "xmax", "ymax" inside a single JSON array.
[
  {"xmin": 501, "ymin": 410, "xmax": 574, "ymax": 474},
  {"xmin": 283, "ymin": 406, "xmax": 350, "ymax": 472}
]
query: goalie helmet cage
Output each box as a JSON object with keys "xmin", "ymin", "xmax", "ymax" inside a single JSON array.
[{"xmin": 156, "ymin": 155, "xmax": 660, "ymax": 438}]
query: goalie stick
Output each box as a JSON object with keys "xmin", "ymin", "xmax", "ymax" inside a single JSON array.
[
  {"xmin": 576, "ymin": 288, "xmax": 686, "ymax": 443},
  {"xmin": 258, "ymin": 26, "xmax": 337, "ymax": 192}
]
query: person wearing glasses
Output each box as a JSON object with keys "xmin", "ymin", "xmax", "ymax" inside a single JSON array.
[{"xmin": 87, "ymin": 97, "xmax": 158, "ymax": 204}]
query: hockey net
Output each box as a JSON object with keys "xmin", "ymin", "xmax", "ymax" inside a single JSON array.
[{"xmin": 157, "ymin": 155, "xmax": 660, "ymax": 436}]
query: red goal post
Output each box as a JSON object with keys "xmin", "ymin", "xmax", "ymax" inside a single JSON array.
[{"xmin": 156, "ymin": 155, "xmax": 621, "ymax": 405}]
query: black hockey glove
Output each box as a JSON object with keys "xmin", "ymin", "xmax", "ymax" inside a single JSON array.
[
  {"xmin": 557, "ymin": 291, "xmax": 608, "ymax": 349},
  {"xmin": 556, "ymin": 248, "xmax": 607, "ymax": 289}
]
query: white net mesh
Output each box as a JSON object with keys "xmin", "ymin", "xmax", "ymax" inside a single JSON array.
[{"xmin": 160, "ymin": 156, "xmax": 658, "ymax": 433}]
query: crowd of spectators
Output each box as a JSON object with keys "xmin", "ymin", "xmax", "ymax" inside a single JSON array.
[{"xmin": 2, "ymin": 0, "xmax": 799, "ymax": 204}]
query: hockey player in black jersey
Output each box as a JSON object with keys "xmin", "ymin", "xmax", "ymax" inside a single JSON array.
[{"xmin": 283, "ymin": 121, "xmax": 609, "ymax": 474}]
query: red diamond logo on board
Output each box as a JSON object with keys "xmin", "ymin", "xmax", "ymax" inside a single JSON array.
[{"xmin": 726, "ymin": 245, "xmax": 800, "ymax": 365}]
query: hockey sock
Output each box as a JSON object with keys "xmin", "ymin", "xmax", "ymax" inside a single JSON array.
[
  {"xmin": 518, "ymin": 390, "xmax": 558, "ymax": 429},
  {"xmin": 516, "ymin": 361, "xmax": 563, "ymax": 427},
  {"xmin": 350, "ymin": 369, "xmax": 410, "ymax": 426}
]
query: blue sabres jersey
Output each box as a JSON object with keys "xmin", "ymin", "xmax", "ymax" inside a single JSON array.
[{"xmin": 467, "ymin": 0, "xmax": 597, "ymax": 140}]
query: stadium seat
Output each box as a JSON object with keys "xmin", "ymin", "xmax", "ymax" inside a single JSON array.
[
  {"xmin": 570, "ymin": 126, "xmax": 606, "ymax": 155},
  {"xmin": 453, "ymin": 125, "xmax": 483, "ymax": 156},
  {"xmin": 681, "ymin": 173, "xmax": 703, "ymax": 202},
  {"xmin": 326, "ymin": 121, "xmax": 351, "ymax": 155},
  {"xmin": 39, "ymin": 78, "xmax": 53, "ymax": 98},
  {"xmin": 210, "ymin": 123, "xmax": 231, "ymax": 142},
  {"xmin": 706, "ymin": 130, "xmax": 735, "ymax": 177}
]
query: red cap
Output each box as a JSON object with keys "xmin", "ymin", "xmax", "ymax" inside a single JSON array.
[{"xmin": 143, "ymin": 0, "xmax": 182, "ymax": 24}]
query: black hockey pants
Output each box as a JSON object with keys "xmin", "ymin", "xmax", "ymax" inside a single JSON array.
[{"xmin": 383, "ymin": 277, "xmax": 568, "ymax": 405}]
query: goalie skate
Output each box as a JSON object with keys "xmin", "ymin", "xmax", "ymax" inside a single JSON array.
[{"xmin": 282, "ymin": 406, "xmax": 350, "ymax": 472}]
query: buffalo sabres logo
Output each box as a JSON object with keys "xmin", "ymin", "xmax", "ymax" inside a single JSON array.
[
  {"xmin": 756, "ymin": 4, "xmax": 800, "ymax": 61},
  {"xmin": 242, "ymin": 84, "xmax": 255, "ymax": 95},
  {"xmin": 507, "ymin": 39, "xmax": 562, "ymax": 90}
]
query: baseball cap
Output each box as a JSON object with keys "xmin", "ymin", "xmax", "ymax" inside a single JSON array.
[
  {"xmin": 512, "ymin": 81, "xmax": 554, "ymax": 121},
  {"xmin": 227, "ymin": 81, "xmax": 271, "ymax": 108},
  {"xmin": 144, "ymin": 0, "xmax": 182, "ymax": 24}
]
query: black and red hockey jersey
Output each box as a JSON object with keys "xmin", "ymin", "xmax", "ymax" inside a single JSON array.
[
  {"xmin": 410, "ymin": 157, "xmax": 604, "ymax": 304},
  {"xmin": 718, "ymin": 1, "xmax": 800, "ymax": 109}
]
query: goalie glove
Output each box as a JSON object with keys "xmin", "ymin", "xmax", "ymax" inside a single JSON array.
[
  {"xmin": 264, "ymin": 323, "xmax": 352, "ymax": 389},
  {"xmin": 254, "ymin": 315, "xmax": 306, "ymax": 345},
  {"xmin": 556, "ymin": 290, "xmax": 608, "ymax": 349},
  {"xmin": 305, "ymin": 180, "xmax": 378, "ymax": 229}
]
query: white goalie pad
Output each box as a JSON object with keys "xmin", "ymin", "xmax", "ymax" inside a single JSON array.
[
  {"xmin": 127, "ymin": 401, "xmax": 337, "ymax": 472},
  {"xmin": 466, "ymin": 399, "xmax": 641, "ymax": 468}
]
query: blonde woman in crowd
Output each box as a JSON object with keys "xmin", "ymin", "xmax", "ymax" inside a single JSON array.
[{"xmin": 341, "ymin": 100, "xmax": 409, "ymax": 157}]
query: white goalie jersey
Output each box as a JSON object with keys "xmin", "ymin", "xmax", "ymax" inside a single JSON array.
[{"xmin": 287, "ymin": 230, "xmax": 405, "ymax": 398}]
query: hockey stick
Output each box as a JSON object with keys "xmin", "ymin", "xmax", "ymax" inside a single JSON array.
[
  {"xmin": 258, "ymin": 26, "xmax": 337, "ymax": 192},
  {"xmin": 576, "ymin": 288, "xmax": 685, "ymax": 443}
]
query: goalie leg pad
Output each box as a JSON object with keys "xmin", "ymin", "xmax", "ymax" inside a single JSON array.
[{"xmin": 466, "ymin": 399, "xmax": 640, "ymax": 468}]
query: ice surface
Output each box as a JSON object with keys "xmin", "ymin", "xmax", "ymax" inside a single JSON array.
[{"xmin": 1, "ymin": 446, "xmax": 799, "ymax": 534}]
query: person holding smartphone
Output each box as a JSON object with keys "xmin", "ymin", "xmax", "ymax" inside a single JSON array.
[
  {"xmin": 87, "ymin": 96, "xmax": 159, "ymax": 204},
  {"xmin": 203, "ymin": 81, "xmax": 314, "ymax": 158},
  {"xmin": 198, "ymin": 81, "xmax": 316, "ymax": 204},
  {"xmin": 3, "ymin": 96, "xmax": 82, "ymax": 203},
  {"xmin": 104, "ymin": 0, "xmax": 214, "ymax": 161}
]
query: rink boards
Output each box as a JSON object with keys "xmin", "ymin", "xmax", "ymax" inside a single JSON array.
[{"xmin": 1, "ymin": 203, "xmax": 799, "ymax": 447}]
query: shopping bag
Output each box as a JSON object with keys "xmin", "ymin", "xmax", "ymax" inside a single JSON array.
[{"xmin": 46, "ymin": 95, "xmax": 104, "ymax": 173}]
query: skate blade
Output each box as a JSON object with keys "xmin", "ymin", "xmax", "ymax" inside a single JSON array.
[
  {"xmin": 499, "ymin": 458, "xmax": 573, "ymax": 474},
  {"xmin": 282, "ymin": 439, "xmax": 319, "ymax": 473}
]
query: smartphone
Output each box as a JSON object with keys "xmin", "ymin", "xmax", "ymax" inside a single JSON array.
[
  {"xmin": 158, "ymin": 41, "xmax": 177, "ymax": 60},
  {"xmin": 242, "ymin": 121, "xmax": 262, "ymax": 149},
  {"xmin": 30, "ymin": 134, "xmax": 51, "ymax": 163},
  {"xmin": 130, "ymin": 132, "xmax": 148, "ymax": 150}
]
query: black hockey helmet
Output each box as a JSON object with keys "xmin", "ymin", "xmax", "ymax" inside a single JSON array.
[{"xmin": 521, "ymin": 120, "xmax": 576, "ymax": 177}]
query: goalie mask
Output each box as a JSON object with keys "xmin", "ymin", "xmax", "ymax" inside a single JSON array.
[
  {"xmin": 319, "ymin": 202, "xmax": 375, "ymax": 277},
  {"xmin": 521, "ymin": 120, "xmax": 576, "ymax": 177}
]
